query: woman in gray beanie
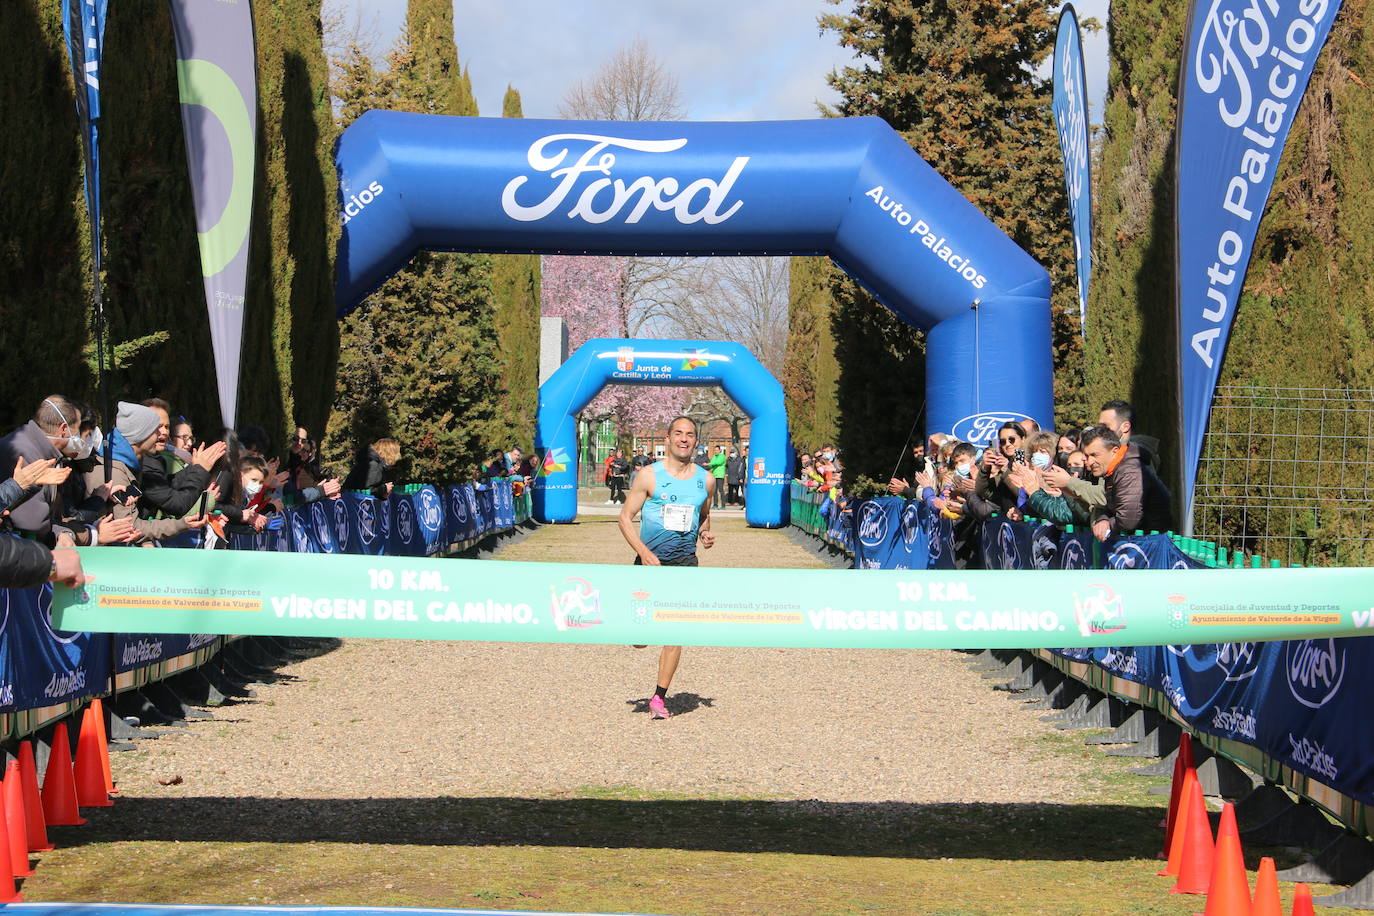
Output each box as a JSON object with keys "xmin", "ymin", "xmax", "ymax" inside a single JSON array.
[{"xmin": 79, "ymin": 401, "xmax": 204, "ymax": 545}]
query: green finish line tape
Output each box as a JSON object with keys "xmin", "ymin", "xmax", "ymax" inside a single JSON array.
[{"xmin": 50, "ymin": 548, "xmax": 1374, "ymax": 650}]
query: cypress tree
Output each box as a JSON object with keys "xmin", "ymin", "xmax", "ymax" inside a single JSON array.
[
  {"xmin": 249, "ymin": 0, "xmax": 341, "ymax": 440},
  {"xmin": 1083, "ymin": 0, "xmax": 1186, "ymax": 479},
  {"xmin": 324, "ymin": 0, "xmax": 503, "ymax": 482},
  {"xmin": 488, "ymin": 85, "xmax": 542, "ymax": 451},
  {"xmin": 1093, "ymin": 0, "xmax": 1372, "ymax": 562},
  {"xmin": 401, "ymin": 0, "xmax": 475, "ymax": 116},
  {"xmin": 783, "ymin": 257, "xmax": 840, "ymax": 453},
  {"xmin": 0, "ymin": 1, "xmax": 337, "ymax": 441},
  {"xmin": 0, "ymin": 0, "xmax": 91, "ymax": 428},
  {"xmin": 819, "ymin": 0, "xmax": 1087, "ymax": 476}
]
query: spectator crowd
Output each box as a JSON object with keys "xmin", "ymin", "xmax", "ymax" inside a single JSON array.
[
  {"xmin": 0, "ymin": 392, "xmax": 508, "ymax": 587},
  {"xmin": 793, "ymin": 400, "xmax": 1174, "ymax": 569},
  {"xmin": 1, "ymin": 389, "xmax": 1172, "ymax": 585}
]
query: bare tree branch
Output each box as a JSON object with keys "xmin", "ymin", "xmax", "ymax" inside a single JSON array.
[
  {"xmin": 656, "ymin": 257, "xmax": 790, "ymax": 374},
  {"xmin": 558, "ymin": 37, "xmax": 685, "ymax": 122}
]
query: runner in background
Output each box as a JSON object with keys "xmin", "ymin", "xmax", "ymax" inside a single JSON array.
[{"xmin": 618, "ymin": 416, "xmax": 714, "ymax": 719}]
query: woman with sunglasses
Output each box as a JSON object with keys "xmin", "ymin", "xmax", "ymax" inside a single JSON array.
[{"xmin": 973, "ymin": 421, "xmax": 1028, "ymax": 518}]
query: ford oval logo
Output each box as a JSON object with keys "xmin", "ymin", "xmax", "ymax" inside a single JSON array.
[
  {"xmin": 950, "ymin": 411, "xmax": 1035, "ymax": 446},
  {"xmin": 900, "ymin": 503, "xmax": 921, "ymax": 546},
  {"xmin": 1286, "ymin": 639, "xmax": 1346, "ymax": 709},
  {"xmin": 419, "ymin": 488, "xmax": 442, "ymax": 532},
  {"xmin": 857, "ymin": 502, "xmax": 889, "ymax": 548},
  {"xmin": 1215, "ymin": 642, "xmax": 1261, "ymax": 682},
  {"xmin": 1107, "ymin": 543, "xmax": 1150, "ymax": 569},
  {"xmin": 996, "ymin": 521, "xmax": 1021, "ymax": 569}
]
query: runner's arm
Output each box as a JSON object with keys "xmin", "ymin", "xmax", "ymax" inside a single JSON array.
[
  {"xmin": 697, "ymin": 486, "xmax": 714, "ymax": 549},
  {"xmin": 618, "ymin": 468, "xmax": 660, "ymax": 564}
]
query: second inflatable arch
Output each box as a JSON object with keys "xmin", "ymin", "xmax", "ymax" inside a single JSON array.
[{"xmin": 536, "ymin": 339, "xmax": 790, "ymax": 528}]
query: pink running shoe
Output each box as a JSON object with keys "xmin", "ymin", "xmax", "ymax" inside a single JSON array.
[{"xmin": 648, "ymin": 695, "xmax": 672, "ymax": 719}]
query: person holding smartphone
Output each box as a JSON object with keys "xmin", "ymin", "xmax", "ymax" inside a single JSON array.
[
  {"xmin": 79, "ymin": 402, "xmax": 208, "ymax": 545},
  {"xmin": 969, "ymin": 421, "xmax": 1031, "ymax": 519}
]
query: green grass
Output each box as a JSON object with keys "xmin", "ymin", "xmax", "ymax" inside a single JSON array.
[{"xmin": 23, "ymin": 776, "xmax": 1344, "ymax": 914}]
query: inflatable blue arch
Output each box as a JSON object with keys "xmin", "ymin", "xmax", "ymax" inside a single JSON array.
[
  {"xmin": 536, "ymin": 338, "xmax": 789, "ymax": 527},
  {"xmin": 334, "ymin": 113, "xmax": 1053, "ymax": 447}
]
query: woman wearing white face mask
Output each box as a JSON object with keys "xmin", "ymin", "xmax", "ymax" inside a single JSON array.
[{"xmin": 0, "ymin": 395, "xmax": 105, "ymax": 544}]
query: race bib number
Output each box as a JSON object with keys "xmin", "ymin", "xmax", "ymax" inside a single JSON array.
[{"xmin": 662, "ymin": 503, "xmax": 693, "ymax": 533}]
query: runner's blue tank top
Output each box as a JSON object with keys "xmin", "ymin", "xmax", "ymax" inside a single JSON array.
[{"xmin": 640, "ymin": 462, "xmax": 709, "ymax": 564}]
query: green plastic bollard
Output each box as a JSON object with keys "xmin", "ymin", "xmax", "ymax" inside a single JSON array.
[{"xmin": 1218, "ymin": 547, "xmax": 1229, "ymax": 566}]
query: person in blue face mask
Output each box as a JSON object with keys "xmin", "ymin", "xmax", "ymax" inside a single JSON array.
[{"xmin": 1008, "ymin": 432, "xmax": 1092, "ymax": 528}]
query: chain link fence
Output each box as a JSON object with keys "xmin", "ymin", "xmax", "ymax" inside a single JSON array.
[{"xmin": 1192, "ymin": 385, "xmax": 1374, "ymax": 567}]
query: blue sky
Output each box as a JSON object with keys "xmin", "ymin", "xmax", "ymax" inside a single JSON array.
[{"xmin": 329, "ymin": 0, "xmax": 1110, "ymax": 124}]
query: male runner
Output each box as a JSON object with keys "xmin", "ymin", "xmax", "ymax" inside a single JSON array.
[{"xmin": 618, "ymin": 416, "xmax": 715, "ymax": 719}]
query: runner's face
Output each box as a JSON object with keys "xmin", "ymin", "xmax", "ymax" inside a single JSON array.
[{"xmin": 667, "ymin": 421, "xmax": 696, "ymax": 460}]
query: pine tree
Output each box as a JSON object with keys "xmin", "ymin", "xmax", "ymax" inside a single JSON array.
[
  {"xmin": 819, "ymin": 0, "xmax": 1087, "ymax": 464},
  {"xmin": 488, "ymin": 85, "xmax": 542, "ymax": 451},
  {"xmin": 324, "ymin": 0, "xmax": 502, "ymax": 482}
]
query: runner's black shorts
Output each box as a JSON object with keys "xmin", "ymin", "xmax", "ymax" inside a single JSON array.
[{"xmin": 633, "ymin": 554, "xmax": 699, "ymax": 567}]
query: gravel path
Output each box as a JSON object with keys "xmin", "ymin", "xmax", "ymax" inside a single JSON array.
[{"xmin": 110, "ymin": 517, "xmax": 1097, "ymax": 805}]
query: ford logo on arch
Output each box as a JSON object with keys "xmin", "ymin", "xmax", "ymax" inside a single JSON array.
[{"xmin": 951, "ymin": 411, "xmax": 1035, "ymax": 446}]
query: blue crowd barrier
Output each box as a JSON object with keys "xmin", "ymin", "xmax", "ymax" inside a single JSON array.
[
  {"xmin": 841, "ymin": 495, "xmax": 1374, "ymax": 810},
  {"xmin": 0, "ymin": 480, "xmax": 528, "ymax": 730}
]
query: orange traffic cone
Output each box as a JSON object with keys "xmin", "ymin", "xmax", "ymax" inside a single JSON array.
[
  {"xmin": 91, "ymin": 698, "xmax": 117, "ymax": 795},
  {"xmin": 1179, "ymin": 732, "xmax": 1196, "ymax": 771},
  {"xmin": 1198, "ymin": 803, "xmax": 1249, "ymax": 915},
  {"xmin": 1160, "ymin": 749, "xmax": 1188, "ymax": 853},
  {"xmin": 1160, "ymin": 767, "xmax": 1199, "ymax": 876},
  {"xmin": 1, "ymin": 763, "xmax": 32, "ymax": 877},
  {"xmin": 40, "ymin": 722, "xmax": 87, "ymax": 826},
  {"xmin": 0, "ymin": 783, "xmax": 23, "ymax": 903},
  {"xmin": 16, "ymin": 742, "xmax": 53, "ymax": 851},
  {"xmin": 1251, "ymin": 856, "xmax": 1281, "ymax": 916},
  {"xmin": 74, "ymin": 705, "xmax": 113, "ymax": 808},
  {"xmin": 1170, "ymin": 777, "xmax": 1214, "ymax": 895},
  {"xmin": 1291, "ymin": 883, "xmax": 1315, "ymax": 916}
]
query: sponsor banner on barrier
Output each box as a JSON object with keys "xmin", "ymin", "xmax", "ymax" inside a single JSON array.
[
  {"xmin": 113, "ymin": 633, "xmax": 219, "ymax": 673},
  {"xmin": 3, "ymin": 584, "xmax": 110, "ymax": 710},
  {"xmin": 852, "ymin": 498, "xmax": 931, "ymax": 571},
  {"xmin": 51, "ymin": 547, "xmax": 1374, "ymax": 651}
]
